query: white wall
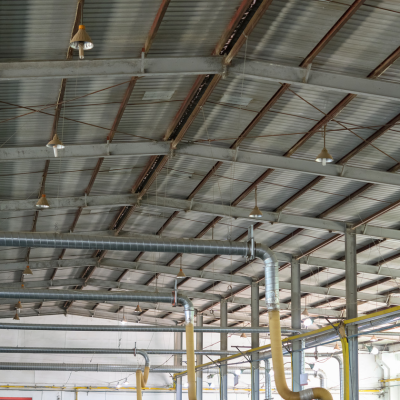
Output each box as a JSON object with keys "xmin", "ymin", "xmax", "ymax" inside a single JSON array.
[{"xmin": 0, "ymin": 314, "xmax": 387, "ymax": 400}]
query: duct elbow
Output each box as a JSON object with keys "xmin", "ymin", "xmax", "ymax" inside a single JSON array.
[
  {"xmin": 177, "ymin": 294, "xmax": 195, "ymax": 325},
  {"xmin": 256, "ymin": 244, "xmax": 280, "ymax": 311},
  {"xmin": 136, "ymin": 350, "xmax": 150, "ymax": 368}
]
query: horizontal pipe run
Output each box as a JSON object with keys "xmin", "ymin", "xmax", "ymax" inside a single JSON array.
[
  {"xmin": 0, "ymin": 322, "xmax": 305, "ymax": 334},
  {"xmin": 0, "ymin": 363, "xmax": 251, "ymax": 374},
  {"xmin": 0, "ymin": 347, "xmax": 238, "ymax": 356}
]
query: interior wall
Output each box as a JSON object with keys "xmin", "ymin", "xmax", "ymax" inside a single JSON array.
[{"xmin": 0, "ymin": 314, "xmax": 388, "ymax": 399}]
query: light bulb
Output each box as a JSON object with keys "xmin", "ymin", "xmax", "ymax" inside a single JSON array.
[
  {"xmin": 210, "ymin": 383, "xmax": 215, "ymax": 389},
  {"xmin": 371, "ymin": 346, "xmax": 379, "ymax": 355},
  {"xmin": 303, "ymin": 317, "xmax": 313, "ymax": 327},
  {"xmin": 234, "ymin": 369, "xmax": 241, "ymax": 376},
  {"xmin": 322, "ymin": 158, "xmax": 326, "ymax": 166},
  {"xmin": 183, "ymin": 382, "xmax": 188, "ymax": 388},
  {"xmin": 124, "ymin": 379, "xmax": 129, "ymax": 385}
]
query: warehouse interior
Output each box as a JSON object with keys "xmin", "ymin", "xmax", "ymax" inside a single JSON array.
[{"xmin": 0, "ymin": 0, "xmax": 400, "ymax": 399}]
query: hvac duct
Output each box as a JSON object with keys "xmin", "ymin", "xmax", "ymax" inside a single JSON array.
[
  {"xmin": 0, "ymin": 232, "xmax": 330, "ymax": 399},
  {"xmin": 0, "ymin": 323, "xmax": 304, "ymax": 334}
]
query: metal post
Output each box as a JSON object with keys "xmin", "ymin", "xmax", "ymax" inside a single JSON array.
[
  {"xmin": 220, "ymin": 299, "xmax": 228, "ymax": 400},
  {"xmin": 345, "ymin": 228, "xmax": 358, "ymax": 400},
  {"xmin": 251, "ymin": 282, "xmax": 260, "ymax": 400},
  {"xmin": 265, "ymin": 359, "xmax": 272, "ymax": 400},
  {"xmin": 175, "ymin": 331, "xmax": 183, "ymax": 400},
  {"xmin": 291, "ymin": 258, "xmax": 301, "ymax": 392},
  {"xmin": 196, "ymin": 313, "xmax": 203, "ymax": 400}
]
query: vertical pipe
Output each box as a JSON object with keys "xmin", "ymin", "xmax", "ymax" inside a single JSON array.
[
  {"xmin": 251, "ymin": 282, "xmax": 260, "ymax": 400},
  {"xmin": 175, "ymin": 331, "xmax": 183, "ymax": 400},
  {"xmin": 196, "ymin": 313, "xmax": 203, "ymax": 400},
  {"xmin": 345, "ymin": 227, "xmax": 358, "ymax": 400},
  {"xmin": 265, "ymin": 359, "xmax": 272, "ymax": 400},
  {"xmin": 220, "ymin": 299, "xmax": 228, "ymax": 400},
  {"xmin": 291, "ymin": 258, "xmax": 301, "ymax": 392}
]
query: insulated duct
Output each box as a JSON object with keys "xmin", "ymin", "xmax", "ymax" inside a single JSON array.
[{"xmin": 0, "ymin": 231, "xmax": 311, "ymax": 400}]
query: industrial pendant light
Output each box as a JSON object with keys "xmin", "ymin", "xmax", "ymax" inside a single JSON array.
[
  {"xmin": 370, "ymin": 335, "xmax": 378, "ymax": 342},
  {"xmin": 302, "ymin": 307, "xmax": 310, "ymax": 317},
  {"xmin": 46, "ymin": 133, "xmax": 65, "ymax": 158},
  {"xmin": 15, "ymin": 301, "xmax": 22, "ymax": 309},
  {"xmin": 13, "ymin": 311, "xmax": 20, "ymax": 321},
  {"xmin": 70, "ymin": 3, "xmax": 93, "ymax": 59},
  {"xmin": 121, "ymin": 307, "xmax": 127, "ymax": 324},
  {"xmin": 333, "ymin": 342, "xmax": 340, "ymax": 351},
  {"xmin": 249, "ymin": 186, "xmax": 262, "ymax": 218},
  {"xmin": 36, "ymin": 194, "xmax": 50, "ymax": 208},
  {"xmin": 240, "ymin": 322, "xmax": 247, "ymax": 338},
  {"xmin": 135, "ymin": 303, "xmax": 142, "ymax": 312},
  {"xmin": 177, "ymin": 256, "xmax": 186, "ymax": 278},
  {"xmin": 315, "ymin": 125, "xmax": 333, "ymax": 166},
  {"xmin": 23, "ymin": 265, "xmax": 33, "ymax": 275}
]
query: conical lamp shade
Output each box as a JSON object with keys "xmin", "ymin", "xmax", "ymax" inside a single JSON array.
[
  {"xmin": 302, "ymin": 308, "xmax": 310, "ymax": 317},
  {"xmin": 240, "ymin": 332, "xmax": 247, "ymax": 339},
  {"xmin": 370, "ymin": 335, "xmax": 378, "ymax": 342},
  {"xmin": 36, "ymin": 194, "xmax": 50, "ymax": 208},
  {"xmin": 249, "ymin": 205, "xmax": 262, "ymax": 218},
  {"xmin": 47, "ymin": 134, "xmax": 65, "ymax": 149},
  {"xmin": 23, "ymin": 265, "xmax": 33, "ymax": 275},
  {"xmin": 333, "ymin": 342, "xmax": 340, "ymax": 351},
  {"xmin": 315, "ymin": 147, "xmax": 334, "ymax": 163},
  {"xmin": 121, "ymin": 316, "xmax": 127, "ymax": 324},
  {"xmin": 13, "ymin": 311, "xmax": 20, "ymax": 321},
  {"xmin": 70, "ymin": 25, "xmax": 94, "ymax": 59},
  {"xmin": 177, "ymin": 268, "xmax": 186, "ymax": 278},
  {"xmin": 15, "ymin": 301, "xmax": 22, "ymax": 309},
  {"xmin": 135, "ymin": 304, "xmax": 142, "ymax": 312}
]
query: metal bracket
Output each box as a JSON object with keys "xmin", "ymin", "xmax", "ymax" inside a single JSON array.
[
  {"xmin": 248, "ymin": 225, "xmax": 255, "ymax": 261},
  {"xmin": 106, "ymin": 137, "xmax": 110, "ymax": 156},
  {"xmin": 233, "ymin": 147, "xmax": 239, "ymax": 162},
  {"xmin": 134, "ymin": 342, "xmax": 137, "ymax": 357},
  {"xmin": 185, "ymin": 198, "xmax": 194, "ymax": 213},
  {"xmin": 340, "ymin": 165, "xmax": 346, "ymax": 177},
  {"xmin": 84, "ymin": 192, "xmax": 88, "ymax": 207},
  {"xmin": 302, "ymin": 63, "xmax": 312, "ymax": 83},
  {"xmin": 141, "ymin": 50, "xmax": 145, "ymax": 74}
]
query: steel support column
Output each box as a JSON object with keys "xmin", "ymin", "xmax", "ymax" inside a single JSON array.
[
  {"xmin": 291, "ymin": 258, "xmax": 302, "ymax": 392},
  {"xmin": 196, "ymin": 313, "xmax": 203, "ymax": 400},
  {"xmin": 345, "ymin": 228, "xmax": 358, "ymax": 400},
  {"xmin": 220, "ymin": 299, "xmax": 228, "ymax": 399},
  {"xmin": 251, "ymin": 282, "xmax": 260, "ymax": 400},
  {"xmin": 175, "ymin": 331, "xmax": 183, "ymax": 400}
]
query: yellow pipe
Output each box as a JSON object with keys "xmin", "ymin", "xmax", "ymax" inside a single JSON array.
[
  {"xmin": 135, "ymin": 365, "xmax": 150, "ymax": 400},
  {"xmin": 340, "ymin": 337, "xmax": 350, "ymax": 400},
  {"xmin": 175, "ymin": 303, "xmax": 400, "ymax": 379},
  {"xmin": 269, "ymin": 310, "xmax": 333, "ymax": 400},
  {"xmin": 186, "ymin": 322, "xmax": 197, "ymax": 400}
]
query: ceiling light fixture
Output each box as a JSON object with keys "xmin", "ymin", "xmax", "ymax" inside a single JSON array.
[
  {"xmin": 135, "ymin": 303, "xmax": 142, "ymax": 313},
  {"xmin": 177, "ymin": 256, "xmax": 186, "ymax": 278},
  {"xmin": 333, "ymin": 342, "xmax": 340, "ymax": 351},
  {"xmin": 302, "ymin": 308, "xmax": 310, "ymax": 317},
  {"xmin": 366, "ymin": 345, "xmax": 379, "ymax": 355},
  {"xmin": 370, "ymin": 335, "xmax": 378, "ymax": 342},
  {"xmin": 315, "ymin": 125, "xmax": 333, "ymax": 166},
  {"xmin": 23, "ymin": 265, "xmax": 33, "ymax": 275},
  {"xmin": 70, "ymin": 3, "xmax": 93, "ymax": 59},
  {"xmin": 15, "ymin": 301, "xmax": 22, "ymax": 309},
  {"xmin": 249, "ymin": 186, "xmax": 262, "ymax": 218},
  {"xmin": 46, "ymin": 134, "xmax": 65, "ymax": 158},
  {"xmin": 303, "ymin": 317, "xmax": 314, "ymax": 327},
  {"xmin": 13, "ymin": 310, "xmax": 20, "ymax": 321},
  {"xmin": 36, "ymin": 194, "xmax": 50, "ymax": 208}
]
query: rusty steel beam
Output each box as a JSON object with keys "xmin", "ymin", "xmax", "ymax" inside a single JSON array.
[
  {"xmin": 143, "ymin": 0, "xmax": 171, "ymax": 54},
  {"xmin": 299, "ymin": 0, "xmax": 367, "ymax": 68}
]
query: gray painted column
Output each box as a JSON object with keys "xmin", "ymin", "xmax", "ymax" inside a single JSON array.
[
  {"xmin": 196, "ymin": 313, "xmax": 203, "ymax": 400},
  {"xmin": 345, "ymin": 228, "xmax": 358, "ymax": 400},
  {"xmin": 251, "ymin": 282, "xmax": 260, "ymax": 400},
  {"xmin": 175, "ymin": 331, "xmax": 183, "ymax": 400},
  {"xmin": 220, "ymin": 299, "xmax": 228, "ymax": 400},
  {"xmin": 291, "ymin": 258, "xmax": 302, "ymax": 392}
]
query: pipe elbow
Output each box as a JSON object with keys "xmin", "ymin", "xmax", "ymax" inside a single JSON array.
[
  {"xmin": 255, "ymin": 244, "xmax": 278, "ymax": 265},
  {"xmin": 177, "ymin": 294, "xmax": 195, "ymax": 325},
  {"xmin": 136, "ymin": 350, "xmax": 150, "ymax": 368}
]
